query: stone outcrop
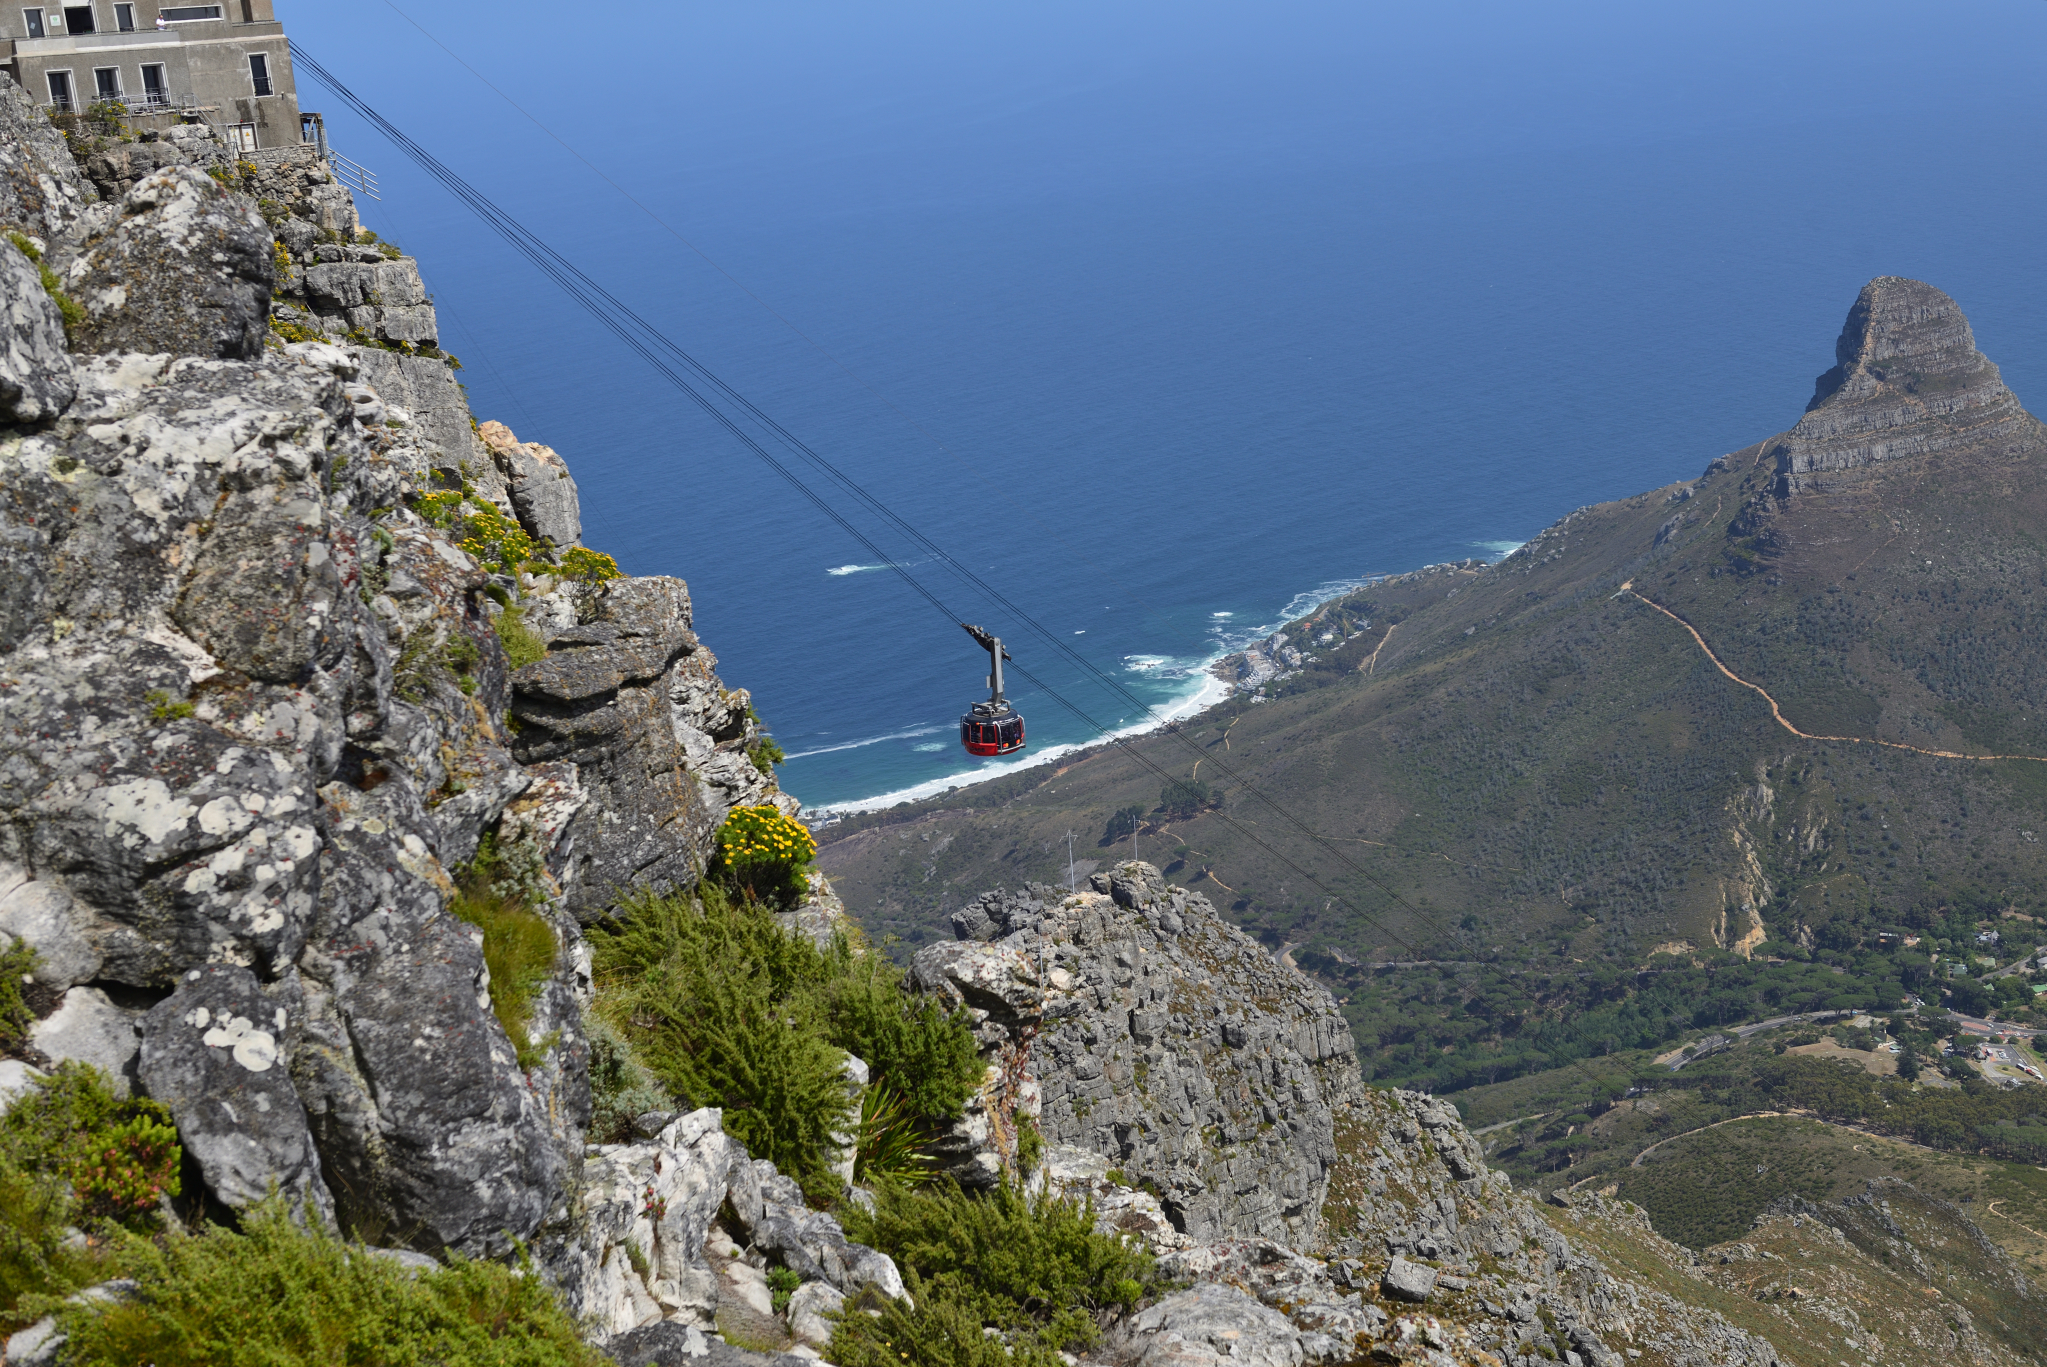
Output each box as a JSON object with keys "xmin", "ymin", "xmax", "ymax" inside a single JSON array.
[
  {"xmin": 481, "ymin": 419, "xmax": 582, "ymax": 548},
  {"xmin": 1768, "ymin": 277, "xmax": 2047, "ymax": 497},
  {"xmin": 49, "ymin": 166, "xmax": 274, "ymax": 361},
  {"xmin": 0, "ymin": 239, "xmax": 74, "ymax": 424},
  {"xmin": 916, "ymin": 862, "xmax": 1364, "ymax": 1244},
  {"xmin": 0, "ymin": 73, "xmax": 94, "ymax": 242}
]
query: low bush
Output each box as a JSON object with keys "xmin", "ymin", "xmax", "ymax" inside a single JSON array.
[
  {"xmin": 0, "ymin": 939, "xmax": 37, "ymax": 1051},
  {"xmin": 835, "ymin": 1181, "xmax": 1153, "ymax": 1367},
  {"xmin": 0, "ymin": 1063, "xmax": 181, "ymax": 1226},
  {"xmin": 713, "ymin": 805, "xmax": 816, "ymax": 907},
  {"xmin": 590, "ymin": 884, "xmax": 980, "ymax": 1202},
  {"xmin": 493, "ymin": 607, "xmax": 548, "ymax": 670},
  {"xmin": 50, "ymin": 1201, "xmax": 605, "ymax": 1367},
  {"xmin": 584, "ymin": 1014, "xmax": 674, "ymax": 1144}
]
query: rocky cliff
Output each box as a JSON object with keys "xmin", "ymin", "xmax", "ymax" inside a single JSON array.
[{"xmin": 0, "ymin": 75, "xmax": 794, "ymax": 1270}]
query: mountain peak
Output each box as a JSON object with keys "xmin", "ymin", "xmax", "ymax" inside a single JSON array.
[{"xmin": 1778, "ymin": 277, "xmax": 2039, "ymax": 489}]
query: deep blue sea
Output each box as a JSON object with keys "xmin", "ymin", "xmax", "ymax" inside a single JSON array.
[{"xmin": 288, "ymin": 1, "xmax": 2047, "ymax": 812}]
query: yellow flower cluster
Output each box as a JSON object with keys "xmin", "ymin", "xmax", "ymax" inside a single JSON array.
[
  {"xmin": 718, "ymin": 806, "xmax": 816, "ymax": 867},
  {"xmin": 413, "ymin": 489, "xmax": 537, "ymax": 578}
]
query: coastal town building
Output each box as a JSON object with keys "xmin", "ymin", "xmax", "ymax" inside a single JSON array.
[{"xmin": 0, "ymin": 0, "xmax": 298, "ymax": 149}]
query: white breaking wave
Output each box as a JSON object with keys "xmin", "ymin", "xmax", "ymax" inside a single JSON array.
[
  {"xmin": 781, "ymin": 724, "xmax": 946, "ymax": 760},
  {"xmin": 1472, "ymin": 539, "xmax": 1525, "ymax": 559},
  {"xmin": 826, "ymin": 564, "xmax": 885, "ymax": 576}
]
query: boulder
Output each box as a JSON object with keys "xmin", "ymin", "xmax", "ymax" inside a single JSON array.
[
  {"xmin": 785, "ymin": 1281, "xmax": 843, "ymax": 1349},
  {"xmin": 1380, "ymin": 1255, "xmax": 1438, "ymax": 1303},
  {"xmin": 138, "ymin": 964, "xmax": 332, "ymax": 1222},
  {"xmin": 0, "ymin": 238, "xmax": 74, "ymax": 424},
  {"xmin": 480, "ymin": 421, "xmax": 582, "ymax": 548},
  {"xmin": 53, "ymin": 167, "xmax": 273, "ymax": 361},
  {"xmin": 0, "ymin": 72, "xmax": 94, "ymax": 240},
  {"xmin": 30, "ymin": 987, "xmax": 142, "ymax": 1095},
  {"xmin": 1108, "ymin": 1283, "xmax": 1339, "ymax": 1367},
  {"xmin": 0, "ymin": 864, "xmax": 100, "ymax": 991}
]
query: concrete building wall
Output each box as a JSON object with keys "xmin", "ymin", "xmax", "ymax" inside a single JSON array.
[{"xmin": 1, "ymin": 1, "xmax": 299, "ymax": 149}]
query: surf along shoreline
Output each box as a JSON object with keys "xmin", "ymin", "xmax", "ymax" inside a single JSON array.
[{"xmin": 798, "ymin": 553, "xmax": 1506, "ymax": 824}]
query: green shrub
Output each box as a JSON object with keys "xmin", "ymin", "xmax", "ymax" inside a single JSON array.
[
  {"xmin": 414, "ymin": 488, "xmax": 535, "ymax": 578},
  {"xmin": 591, "ymin": 884, "xmax": 981, "ymax": 1202},
  {"xmin": 748, "ymin": 735, "xmax": 786, "ymax": 776},
  {"xmin": 0, "ymin": 1160, "xmax": 101, "ymax": 1332},
  {"xmin": 0, "ymin": 939, "xmax": 37, "ymax": 1051},
  {"xmin": 51, "ymin": 1201, "xmax": 605, "ymax": 1366},
  {"xmin": 584, "ymin": 1014, "xmax": 673, "ymax": 1144},
  {"xmin": 557, "ymin": 547, "xmax": 623, "ymax": 585},
  {"xmin": 451, "ymin": 834, "xmax": 560, "ymax": 1069},
  {"xmin": 714, "ymin": 805, "xmax": 816, "ymax": 907},
  {"xmin": 836, "ymin": 1181, "xmax": 1153, "ymax": 1364},
  {"xmin": 854, "ymin": 1085, "xmax": 933, "ymax": 1187},
  {"xmin": 592, "ymin": 887, "xmax": 854, "ymax": 1201},
  {"xmin": 0, "ymin": 1063, "xmax": 180, "ymax": 1226},
  {"xmin": 494, "ymin": 607, "xmax": 548, "ymax": 670}
]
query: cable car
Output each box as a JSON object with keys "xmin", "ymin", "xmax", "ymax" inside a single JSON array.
[{"xmin": 959, "ymin": 623, "xmax": 1026, "ymax": 757}]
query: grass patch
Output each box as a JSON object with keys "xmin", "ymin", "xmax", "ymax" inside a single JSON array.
[
  {"xmin": 493, "ymin": 607, "xmax": 547, "ymax": 670},
  {"xmin": 833, "ymin": 1181, "xmax": 1152, "ymax": 1367},
  {"xmin": 50, "ymin": 1201, "xmax": 605, "ymax": 1367},
  {"xmin": 590, "ymin": 883, "xmax": 981, "ymax": 1203},
  {"xmin": 450, "ymin": 834, "xmax": 560, "ymax": 1070},
  {"xmin": 0, "ymin": 939, "xmax": 37, "ymax": 1052}
]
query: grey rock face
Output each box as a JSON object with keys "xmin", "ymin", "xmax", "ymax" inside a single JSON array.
[
  {"xmin": 30, "ymin": 986, "xmax": 142, "ymax": 1095},
  {"xmin": 139, "ymin": 964, "xmax": 332, "ymax": 1221},
  {"xmin": 1771, "ymin": 277, "xmax": 2047, "ymax": 495},
  {"xmin": 1379, "ymin": 1255, "xmax": 1437, "ymax": 1302},
  {"xmin": 0, "ymin": 74, "xmax": 94, "ymax": 240},
  {"xmin": 0, "ymin": 239, "xmax": 75, "ymax": 423},
  {"xmin": 0, "ymin": 862, "xmax": 99, "ymax": 990},
  {"xmin": 480, "ymin": 421, "xmax": 581, "ymax": 548},
  {"xmin": 53, "ymin": 168, "xmax": 273, "ymax": 361},
  {"xmin": 348, "ymin": 347, "xmax": 483, "ymax": 484},
  {"xmin": 510, "ymin": 576, "xmax": 778, "ymax": 921},
  {"xmin": 1108, "ymin": 1283, "xmax": 1338, "ymax": 1367},
  {"xmin": 924, "ymin": 863, "xmax": 1363, "ymax": 1243}
]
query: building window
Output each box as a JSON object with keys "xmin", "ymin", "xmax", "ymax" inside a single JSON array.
[
  {"xmin": 224, "ymin": 121, "xmax": 255, "ymax": 152},
  {"xmin": 92, "ymin": 66, "xmax": 119, "ymax": 100},
  {"xmin": 45, "ymin": 69, "xmax": 72, "ymax": 112},
  {"xmin": 60, "ymin": 4, "xmax": 93, "ymax": 32},
  {"xmin": 22, "ymin": 7, "xmax": 44, "ymax": 37},
  {"xmin": 140, "ymin": 62, "xmax": 166, "ymax": 105},
  {"xmin": 113, "ymin": 1, "xmax": 131, "ymax": 28},
  {"xmin": 247, "ymin": 51, "xmax": 271, "ymax": 96},
  {"xmin": 158, "ymin": 4, "xmax": 221, "ymax": 19}
]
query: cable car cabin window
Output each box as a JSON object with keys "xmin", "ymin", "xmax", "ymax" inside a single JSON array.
[{"xmin": 61, "ymin": 5, "xmax": 92, "ymax": 32}]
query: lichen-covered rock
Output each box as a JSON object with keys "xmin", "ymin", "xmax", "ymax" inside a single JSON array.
[
  {"xmin": 480, "ymin": 421, "xmax": 581, "ymax": 548},
  {"xmin": 52, "ymin": 167, "xmax": 273, "ymax": 361},
  {"xmin": 139, "ymin": 963, "xmax": 332, "ymax": 1221},
  {"xmin": 29, "ymin": 985, "xmax": 142, "ymax": 1093},
  {"xmin": 0, "ymin": 73, "xmax": 93, "ymax": 241},
  {"xmin": 925, "ymin": 863, "xmax": 1363, "ymax": 1241},
  {"xmin": 1108, "ymin": 1283, "xmax": 1338, "ymax": 1367},
  {"xmin": 0, "ymin": 239, "xmax": 75, "ymax": 424}
]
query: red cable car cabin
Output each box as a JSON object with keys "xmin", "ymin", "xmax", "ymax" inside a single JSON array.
[
  {"xmin": 958, "ymin": 622, "xmax": 1026, "ymax": 757},
  {"xmin": 961, "ymin": 704, "xmax": 1025, "ymax": 756}
]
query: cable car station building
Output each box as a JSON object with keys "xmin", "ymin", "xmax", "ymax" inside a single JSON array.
[{"xmin": 0, "ymin": 0, "xmax": 298, "ymax": 150}]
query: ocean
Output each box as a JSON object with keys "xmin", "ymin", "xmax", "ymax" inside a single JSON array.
[{"xmin": 289, "ymin": 0, "xmax": 2047, "ymax": 812}]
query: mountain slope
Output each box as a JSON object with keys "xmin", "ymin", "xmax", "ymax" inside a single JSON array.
[{"xmin": 817, "ymin": 275, "xmax": 2047, "ymax": 982}]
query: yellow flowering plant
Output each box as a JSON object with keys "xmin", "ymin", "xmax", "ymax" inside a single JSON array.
[
  {"xmin": 715, "ymin": 805, "xmax": 817, "ymax": 906},
  {"xmin": 411, "ymin": 488, "xmax": 537, "ymax": 578}
]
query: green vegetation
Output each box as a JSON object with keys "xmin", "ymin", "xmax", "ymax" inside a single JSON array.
[
  {"xmin": 9, "ymin": 230, "xmax": 83, "ymax": 340},
  {"xmin": 145, "ymin": 689, "xmax": 196, "ymax": 722},
  {"xmin": 714, "ymin": 805, "xmax": 817, "ymax": 906},
  {"xmin": 590, "ymin": 883, "xmax": 981, "ymax": 1202},
  {"xmin": 0, "ymin": 940, "xmax": 37, "ymax": 1052},
  {"xmin": 450, "ymin": 833, "xmax": 560, "ymax": 1069},
  {"xmin": 0, "ymin": 1064, "xmax": 180, "ymax": 1329},
  {"xmin": 492, "ymin": 606, "xmax": 548, "ymax": 670},
  {"xmin": 834, "ymin": 1181, "xmax": 1152, "ymax": 1367},
  {"xmin": 50, "ymin": 1201, "xmax": 604, "ymax": 1367},
  {"xmin": 413, "ymin": 488, "xmax": 536, "ymax": 579},
  {"xmin": 557, "ymin": 547, "xmax": 623, "ymax": 585}
]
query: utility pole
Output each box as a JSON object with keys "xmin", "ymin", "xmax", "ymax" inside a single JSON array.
[{"xmin": 1065, "ymin": 830, "xmax": 1077, "ymax": 894}]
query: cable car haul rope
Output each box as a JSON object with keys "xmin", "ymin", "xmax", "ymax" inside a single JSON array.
[{"xmin": 292, "ymin": 46, "xmax": 1448, "ymax": 958}]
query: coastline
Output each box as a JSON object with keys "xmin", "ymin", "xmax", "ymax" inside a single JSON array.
[{"xmin": 797, "ymin": 572, "xmax": 1409, "ymax": 821}]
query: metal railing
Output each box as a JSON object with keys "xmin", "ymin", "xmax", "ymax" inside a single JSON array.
[{"xmin": 329, "ymin": 151, "xmax": 380, "ymax": 201}]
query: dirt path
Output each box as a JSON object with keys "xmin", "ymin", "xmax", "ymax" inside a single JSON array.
[
  {"xmin": 1629, "ymin": 1112, "xmax": 1792, "ymax": 1167},
  {"xmin": 1364, "ymin": 623, "xmax": 1397, "ymax": 676},
  {"xmin": 1985, "ymin": 1200, "xmax": 2047, "ymax": 1243},
  {"xmin": 1623, "ymin": 585, "xmax": 2047, "ymax": 764}
]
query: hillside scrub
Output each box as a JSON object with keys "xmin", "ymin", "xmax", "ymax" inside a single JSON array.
[
  {"xmin": 589, "ymin": 882, "xmax": 981, "ymax": 1201},
  {"xmin": 833, "ymin": 1181, "xmax": 1153, "ymax": 1367},
  {"xmin": 48, "ymin": 1202, "xmax": 604, "ymax": 1367}
]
